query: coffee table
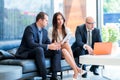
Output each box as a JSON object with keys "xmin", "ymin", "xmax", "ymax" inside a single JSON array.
[{"xmin": 79, "ymin": 55, "xmax": 120, "ymax": 80}]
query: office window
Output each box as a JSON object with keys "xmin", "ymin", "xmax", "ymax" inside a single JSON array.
[
  {"xmin": 103, "ymin": 0, "xmax": 120, "ymax": 43},
  {"xmin": 0, "ymin": 0, "xmax": 54, "ymax": 40}
]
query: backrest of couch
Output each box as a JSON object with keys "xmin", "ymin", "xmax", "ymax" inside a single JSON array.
[{"xmin": 0, "ymin": 40, "xmax": 21, "ymax": 51}]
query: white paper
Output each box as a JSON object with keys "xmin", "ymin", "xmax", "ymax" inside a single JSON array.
[{"xmin": 61, "ymin": 34, "xmax": 71, "ymax": 44}]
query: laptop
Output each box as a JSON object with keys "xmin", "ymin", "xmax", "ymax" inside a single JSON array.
[{"xmin": 93, "ymin": 42, "xmax": 112, "ymax": 55}]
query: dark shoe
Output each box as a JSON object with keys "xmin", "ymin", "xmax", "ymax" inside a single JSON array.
[
  {"xmin": 89, "ymin": 66, "xmax": 93, "ymax": 72},
  {"xmin": 41, "ymin": 77, "xmax": 49, "ymax": 80},
  {"xmin": 50, "ymin": 77, "xmax": 58, "ymax": 80},
  {"xmin": 42, "ymin": 78, "xmax": 50, "ymax": 80},
  {"xmin": 93, "ymin": 70, "xmax": 99, "ymax": 75},
  {"xmin": 90, "ymin": 68, "xmax": 99, "ymax": 75},
  {"xmin": 82, "ymin": 72, "xmax": 87, "ymax": 78},
  {"xmin": 42, "ymin": 78, "xmax": 49, "ymax": 80}
]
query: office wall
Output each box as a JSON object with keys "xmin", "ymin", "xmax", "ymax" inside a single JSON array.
[{"xmin": 64, "ymin": 0, "xmax": 86, "ymax": 35}]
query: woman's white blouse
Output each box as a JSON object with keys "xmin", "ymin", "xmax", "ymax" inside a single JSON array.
[{"xmin": 48, "ymin": 27, "xmax": 71, "ymax": 42}]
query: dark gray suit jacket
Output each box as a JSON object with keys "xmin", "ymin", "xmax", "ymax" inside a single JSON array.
[
  {"xmin": 72, "ymin": 24, "xmax": 102, "ymax": 57},
  {"xmin": 16, "ymin": 23, "xmax": 50, "ymax": 58}
]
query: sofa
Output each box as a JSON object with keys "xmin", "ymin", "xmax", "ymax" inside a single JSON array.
[{"xmin": 0, "ymin": 40, "xmax": 79, "ymax": 80}]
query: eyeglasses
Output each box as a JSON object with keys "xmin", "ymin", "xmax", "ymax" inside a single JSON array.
[{"xmin": 86, "ymin": 22, "xmax": 95, "ymax": 24}]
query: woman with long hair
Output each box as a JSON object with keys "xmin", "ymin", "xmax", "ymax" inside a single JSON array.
[{"xmin": 48, "ymin": 12, "xmax": 85, "ymax": 80}]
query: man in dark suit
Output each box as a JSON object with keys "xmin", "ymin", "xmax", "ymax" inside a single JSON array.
[
  {"xmin": 72, "ymin": 17, "xmax": 102, "ymax": 78},
  {"xmin": 16, "ymin": 12, "xmax": 61, "ymax": 80}
]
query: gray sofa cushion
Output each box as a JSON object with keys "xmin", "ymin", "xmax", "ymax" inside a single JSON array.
[{"xmin": 0, "ymin": 58, "xmax": 51, "ymax": 73}]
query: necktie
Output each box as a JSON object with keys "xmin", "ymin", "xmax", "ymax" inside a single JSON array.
[
  {"xmin": 87, "ymin": 30, "xmax": 91, "ymax": 46},
  {"xmin": 39, "ymin": 30, "xmax": 42, "ymax": 44}
]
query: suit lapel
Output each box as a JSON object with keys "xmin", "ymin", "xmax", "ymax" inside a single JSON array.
[
  {"xmin": 41, "ymin": 29, "xmax": 44, "ymax": 42},
  {"xmin": 41, "ymin": 29, "xmax": 45, "ymax": 43},
  {"xmin": 92, "ymin": 30, "xmax": 95, "ymax": 45},
  {"xmin": 83, "ymin": 25, "xmax": 87, "ymax": 42},
  {"xmin": 31, "ymin": 23, "xmax": 40, "ymax": 43}
]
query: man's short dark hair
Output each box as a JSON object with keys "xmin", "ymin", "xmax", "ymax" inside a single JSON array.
[{"xmin": 36, "ymin": 12, "xmax": 48, "ymax": 22}]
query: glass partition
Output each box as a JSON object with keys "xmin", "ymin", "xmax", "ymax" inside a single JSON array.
[{"xmin": 0, "ymin": 0, "xmax": 54, "ymax": 40}]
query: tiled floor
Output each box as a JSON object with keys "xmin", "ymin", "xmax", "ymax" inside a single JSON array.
[
  {"xmin": 102, "ymin": 66, "xmax": 120, "ymax": 80},
  {"xmin": 32, "ymin": 66, "xmax": 120, "ymax": 80},
  {"xmin": 61, "ymin": 66, "xmax": 120, "ymax": 80},
  {"xmin": 61, "ymin": 70, "xmax": 108, "ymax": 80}
]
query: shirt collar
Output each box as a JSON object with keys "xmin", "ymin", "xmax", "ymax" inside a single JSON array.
[
  {"xmin": 86, "ymin": 28, "xmax": 92, "ymax": 32},
  {"xmin": 37, "ymin": 26, "xmax": 42, "ymax": 31}
]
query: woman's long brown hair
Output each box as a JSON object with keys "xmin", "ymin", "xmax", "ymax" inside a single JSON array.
[{"xmin": 52, "ymin": 12, "xmax": 67, "ymax": 42}]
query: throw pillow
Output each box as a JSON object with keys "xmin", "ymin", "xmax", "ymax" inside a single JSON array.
[
  {"xmin": 0, "ymin": 50, "xmax": 15, "ymax": 60},
  {"xmin": 7, "ymin": 48, "xmax": 18, "ymax": 56}
]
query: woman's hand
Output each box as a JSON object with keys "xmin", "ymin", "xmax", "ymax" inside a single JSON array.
[{"xmin": 48, "ymin": 41, "xmax": 61, "ymax": 50}]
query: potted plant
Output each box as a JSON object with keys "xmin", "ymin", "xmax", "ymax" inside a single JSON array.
[
  {"xmin": 102, "ymin": 24, "xmax": 120, "ymax": 54},
  {"xmin": 102, "ymin": 25, "xmax": 120, "ymax": 43}
]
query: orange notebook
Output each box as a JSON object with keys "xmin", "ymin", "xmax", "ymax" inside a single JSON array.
[{"xmin": 93, "ymin": 42, "xmax": 112, "ymax": 55}]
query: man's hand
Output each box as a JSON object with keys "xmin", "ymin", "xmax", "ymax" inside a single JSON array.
[
  {"xmin": 85, "ymin": 45, "xmax": 93, "ymax": 55},
  {"xmin": 48, "ymin": 42, "xmax": 61, "ymax": 50}
]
